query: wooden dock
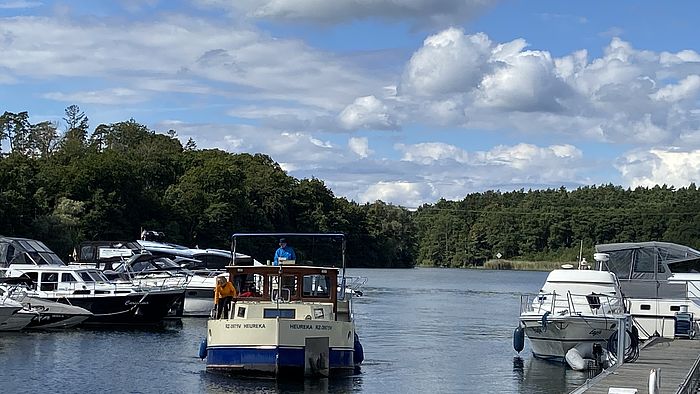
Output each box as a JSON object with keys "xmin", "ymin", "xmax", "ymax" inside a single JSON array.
[{"xmin": 572, "ymin": 338, "xmax": 700, "ymax": 394}]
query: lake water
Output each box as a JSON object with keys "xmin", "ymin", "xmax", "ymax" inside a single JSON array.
[{"xmin": 0, "ymin": 268, "xmax": 592, "ymax": 393}]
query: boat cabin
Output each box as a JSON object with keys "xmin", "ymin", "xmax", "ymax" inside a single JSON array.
[
  {"xmin": 0, "ymin": 236, "xmax": 65, "ymax": 268},
  {"xmin": 595, "ymin": 241, "xmax": 700, "ymax": 299},
  {"xmin": 223, "ymin": 265, "xmax": 345, "ymax": 321}
]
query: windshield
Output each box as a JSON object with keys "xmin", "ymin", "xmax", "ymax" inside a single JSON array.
[{"xmin": 78, "ymin": 270, "xmax": 109, "ymax": 282}]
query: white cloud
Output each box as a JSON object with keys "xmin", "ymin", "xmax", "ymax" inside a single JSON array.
[
  {"xmin": 0, "ymin": 15, "xmax": 382, "ymax": 114},
  {"xmin": 617, "ymin": 148, "xmax": 700, "ymax": 188},
  {"xmin": 651, "ymin": 75, "xmax": 700, "ymax": 102},
  {"xmin": 401, "ymin": 28, "xmax": 491, "ymax": 97},
  {"xmin": 476, "ymin": 48, "xmax": 571, "ymax": 112},
  {"xmin": 348, "ymin": 137, "xmax": 373, "ymax": 158},
  {"xmin": 0, "ymin": 1, "xmax": 41, "ymax": 9},
  {"xmin": 198, "ymin": 0, "xmax": 497, "ymax": 27},
  {"xmin": 397, "ymin": 142, "xmax": 469, "ymax": 164},
  {"xmin": 387, "ymin": 31, "xmax": 700, "ymax": 147},
  {"xmin": 338, "ymin": 95, "xmax": 397, "ymax": 130},
  {"xmin": 359, "ymin": 181, "xmax": 436, "ymax": 207},
  {"xmin": 43, "ymin": 88, "xmax": 147, "ymax": 105}
]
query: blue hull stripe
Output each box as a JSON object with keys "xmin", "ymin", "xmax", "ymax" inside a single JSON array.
[{"xmin": 207, "ymin": 346, "xmax": 354, "ymax": 369}]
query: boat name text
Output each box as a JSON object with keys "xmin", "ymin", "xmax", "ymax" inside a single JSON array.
[{"xmin": 225, "ymin": 323, "xmax": 267, "ymax": 329}]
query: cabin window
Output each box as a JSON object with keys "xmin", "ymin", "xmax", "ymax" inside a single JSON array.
[
  {"xmin": 671, "ymin": 305, "xmax": 681, "ymax": 312},
  {"xmin": 24, "ymin": 272, "xmax": 38, "ymax": 289},
  {"xmin": 269, "ymin": 275, "xmax": 297, "ymax": 299},
  {"xmin": 80, "ymin": 272, "xmax": 94, "ymax": 282},
  {"xmin": 263, "ymin": 309, "xmax": 295, "ymax": 319},
  {"xmin": 0, "ymin": 243, "xmax": 11, "ymax": 265},
  {"xmin": 640, "ymin": 304, "xmax": 651, "ymax": 310},
  {"xmin": 303, "ymin": 275, "xmax": 331, "ymax": 298},
  {"xmin": 132, "ymin": 261, "xmax": 152, "ymax": 272},
  {"xmin": 61, "ymin": 273, "xmax": 77, "ymax": 282},
  {"xmin": 40, "ymin": 272, "xmax": 58, "ymax": 291},
  {"xmin": 237, "ymin": 307, "xmax": 246, "ymax": 318},
  {"xmin": 80, "ymin": 246, "xmax": 95, "ymax": 261},
  {"xmin": 633, "ymin": 248, "xmax": 655, "ymax": 273}
]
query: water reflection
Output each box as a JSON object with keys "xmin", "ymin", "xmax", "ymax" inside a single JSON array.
[
  {"xmin": 514, "ymin": 356, "xmax": 589, "ymax": 394},
  {"xmin": 201, "ymin": 372, "xmax": 360, "ymax": 393}
]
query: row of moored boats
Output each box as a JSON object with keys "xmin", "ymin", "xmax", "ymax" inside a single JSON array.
[{"xmin": 0, "ymin": 235, "xmax": 252, "ymax": 330}]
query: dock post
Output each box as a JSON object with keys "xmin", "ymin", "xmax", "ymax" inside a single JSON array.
[{"xmin": 616, "ymin": 316, "xmax": 626, "ymax": 366}]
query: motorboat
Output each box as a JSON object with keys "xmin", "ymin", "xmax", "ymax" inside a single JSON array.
[
  {"xmin": 516, "ymin": 267, "xmax": 629, "ymax": 369},
  {"xmin": 202, "ymin": 233, "xmax": 364, "ymax": 377},
  {"xmin": 1, "ymin": 277, "xmax": 93, "ymax": 329},
  {"xmin": 0, "ymin": 236, "xmax": 185, "ymax": 327},
  {"xmin": 73, "ymin": 238, "xmax": 260, "ymax": 316},
  {"xmin": 594, "ymin": 241, "xmax": 700, "ymax": 339},
  {"xmin": 0, "ymin": 281, "xmax": 27, "ymax": 330},
  {"xmin": 101, "ymin": 251, "xmax": 214, "ymax": 317}
]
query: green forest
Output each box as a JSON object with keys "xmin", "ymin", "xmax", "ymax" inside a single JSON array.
[{"xmin": 2, "ymin": 107, "xmax": 700, "ymax": 268}]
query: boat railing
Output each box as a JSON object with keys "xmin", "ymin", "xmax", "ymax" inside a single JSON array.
[
  {"xmin": 520, "ymin": 291, "xmax": 625, "ymax": 317},
  {"xmin": 42, "ymin": 277, "xmax": 185, "ymax": 296},
  {"xmin": 128, "ymin": 275, "xmax": 189, "ymax": 291}
]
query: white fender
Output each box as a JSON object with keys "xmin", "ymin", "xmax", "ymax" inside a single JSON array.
[
  {"xmin": 649, "ymin": 368, "xmax": 661, "ymax": 394},
  {"xmin": 565, "ymin": 348, "xmax": 586, "ymax": 371}
]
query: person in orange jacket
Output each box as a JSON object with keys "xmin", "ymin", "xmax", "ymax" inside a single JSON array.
[{"xmin": 214, "ymin": 276, "xmax": 237, "ymax": 319}]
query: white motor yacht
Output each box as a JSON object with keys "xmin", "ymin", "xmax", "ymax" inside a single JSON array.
[{"xmin": 516, "ymin": 267, "xmax": 628, "ymax": 368}]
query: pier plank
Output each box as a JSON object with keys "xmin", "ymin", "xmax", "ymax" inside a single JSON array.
[{"xmin": 577, "ymin": 339, "xmax": 700, "ymax": 394}]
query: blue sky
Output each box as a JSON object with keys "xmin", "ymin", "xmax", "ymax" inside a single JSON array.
[{"xmin": 1, "ymin": 0, "xmax": 700, "ymax": 207}]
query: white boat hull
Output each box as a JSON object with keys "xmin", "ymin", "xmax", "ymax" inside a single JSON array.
[
  {"xmin": 520, "ymin": 316, "xmax": 618, "ymax": 360},
  {"xmin": 207, "ymin": 318, "xmax": 356, "ymax": 376},
  {"xmin": 183, "ymin": 293, "xmax": 214, "ymax": 317},
  {"xmin": 520, "ymin": 315, "xmax": 619, "ymax": 360},
  {"xmin": 0, "ymin": 311, "xmax": 36, "ymax": 331}
]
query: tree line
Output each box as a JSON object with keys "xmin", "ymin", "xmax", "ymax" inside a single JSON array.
[{"xmin": 2, "ymin": 107, "xmax": 699, "ymax": 268}]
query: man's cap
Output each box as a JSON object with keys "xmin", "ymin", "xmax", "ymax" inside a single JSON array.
[{"xmin": 279, "ymin": 238, "xmax": 286, "ymax": 244}]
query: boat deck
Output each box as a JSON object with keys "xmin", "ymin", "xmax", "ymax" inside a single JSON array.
[{"xmin": 573, "ymin": 338, "xmax": 700, "ymax": 394}]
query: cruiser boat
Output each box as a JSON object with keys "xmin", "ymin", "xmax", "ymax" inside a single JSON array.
[
  {"xmin": 0, "ymin": 281, "xmax": 26, "ymax": 330},
  {"xmin": 595, "ymin": 241, "xmax": 700, "ymax": 339},
  {"xmin": 74, "ymin": 238, "xmax": 259, "ymax": 316},
  {"xmin": 1, "ymin": 277, "xmax": 93, "ymax": 329},
  {"xmin": 102, "ymin": 251, "xmax": 215, "ymax": 316},
  {"xmin": 202, "ymin": 233, "xmax": 364, "ymax": 377},
  {"xmin": 0, "ymin": 236, "xmax": 185, "ymax": 326},
  {"xmin": 516, "ymin": 267, "xmax": 627, "ymax": 367}
]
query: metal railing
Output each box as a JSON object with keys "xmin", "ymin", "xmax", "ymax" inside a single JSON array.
[{"xmin": 520, "ymin": 291, "xmax": 625, "ymax": 317}]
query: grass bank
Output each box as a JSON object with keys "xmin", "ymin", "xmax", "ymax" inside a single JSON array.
[{"xmin": 482, "ymin": 259, "xmax": 566, "ymax": 271}]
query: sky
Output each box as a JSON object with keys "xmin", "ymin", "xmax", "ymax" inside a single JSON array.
[{"xmin": 1, "ymin": 0, "xmax": 700, "ymax": 208}]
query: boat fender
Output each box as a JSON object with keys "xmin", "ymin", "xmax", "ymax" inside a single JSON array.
[
  {"xmin": 541, "ymin": 311, "xmax": 550, "ymax": 332},
  {"xmin": 565, "ymin": 348, "xmax": 587, "ymax": 371},
  {"xmin": 198, "ymin": 338, "xmax": 207, "ymax": 360},
  {"xmin": 513, "ymin": 325, "xmax": 525, "ymax": 353},
  {"xmin": 353, "ymin": 333, "xmax": 364, "ymax": 365},
  {"xmin": 649, "ymin": 368, "xmax": 660, "ymax": 394}
]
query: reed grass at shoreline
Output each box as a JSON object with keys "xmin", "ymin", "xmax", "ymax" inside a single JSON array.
[{"xmin": 481, "ymin": 259, "xmax": 566, "ymax": 271}]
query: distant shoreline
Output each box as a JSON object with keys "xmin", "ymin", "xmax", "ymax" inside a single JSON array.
[{"xmin": 416, "ymin": 259, "xmax": 567, "ymax": 271}]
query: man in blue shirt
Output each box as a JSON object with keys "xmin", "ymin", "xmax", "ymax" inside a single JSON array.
[{"xmin": 274, "ymin": 238, "xmax": 296, "ymax": 265}]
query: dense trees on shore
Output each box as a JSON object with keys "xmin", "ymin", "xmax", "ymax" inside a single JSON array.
[
  {"xmin": 0, "ymin": 107, "xmax": 415, "ymax": 267},
  {"xmin": 2, "ymin": 107, "xmax": 699, "ymax": 268}
]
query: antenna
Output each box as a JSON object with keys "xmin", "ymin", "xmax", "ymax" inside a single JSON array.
[{"xmin": 578, "ymin": 240, "xmax": 583, "ymax": 263}]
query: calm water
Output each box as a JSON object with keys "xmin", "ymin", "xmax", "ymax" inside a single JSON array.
[{"xmin": 0, "ymin": 268, "xmax": 592, "ymax": 393}]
